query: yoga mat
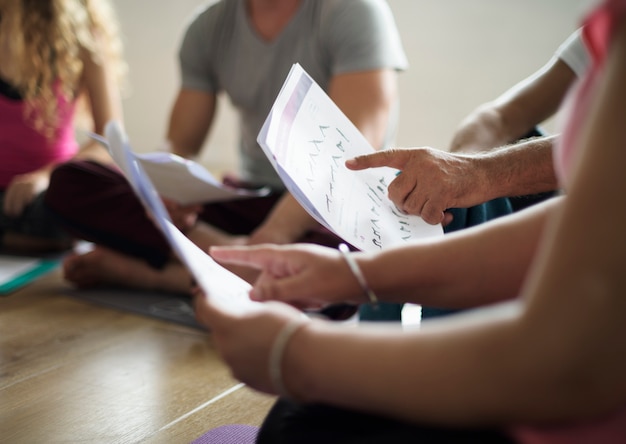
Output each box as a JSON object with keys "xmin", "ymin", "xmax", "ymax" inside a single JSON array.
[
  {"xmin": 66, "ymin": 287, "xmax": 204, "ymax": 329},
  {"xmin": 0, "ymin": 254, "xmax": 62, "ymax": 295},
  {"xmin": 190, "ymin": 424, "xmax": 259, "ymax": 444}
]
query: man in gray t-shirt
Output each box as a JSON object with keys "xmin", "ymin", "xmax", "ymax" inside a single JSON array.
[
  {"xmin": 47, "ymin": 0, "xmax": 408, "ymax": 302},
  {"xmin": 176, "ymin": 0, "xmax": 407, "ymax": 190}
]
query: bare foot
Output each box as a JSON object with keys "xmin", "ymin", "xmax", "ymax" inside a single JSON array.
[{"xmin": 63, "ymin": 246, "xmax": 192, "ymax": 293}]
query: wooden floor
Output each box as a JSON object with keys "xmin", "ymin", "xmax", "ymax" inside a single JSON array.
[{"xmin": 0, "ymin": 269, "xmax": 276, "ymax": 443}]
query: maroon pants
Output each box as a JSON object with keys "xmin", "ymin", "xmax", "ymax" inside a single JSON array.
[{"xmin": 44, "ymin": 160, "xmax": 344, "ymax": 269}]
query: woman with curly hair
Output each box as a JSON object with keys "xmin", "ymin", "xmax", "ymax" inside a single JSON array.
[{"xmin": 0, "ymin": 0, "xmax": 125, "ymax": 252}]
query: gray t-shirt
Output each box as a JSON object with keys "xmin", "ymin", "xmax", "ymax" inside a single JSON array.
[{"xmin": 179, "ymin": 0, "xmax": 408, "ymax": 189}]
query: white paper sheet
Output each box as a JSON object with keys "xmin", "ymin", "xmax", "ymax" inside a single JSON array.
[
  {"xmin": 0, "ymin": 254, "xmax": 60, "ymax": 294},
  {"xmin": 90, "ymin": 134, "xmax": 268, "ymax": 205},
  {"xmin": 257, "ymin": 64, "xmax": 443, "ymax": 252},
  {"xmin": 135, "ymin": 152, "xmax": 269, "ymax": 205},
  {"xmin": 0, "ymin": 256, "xmax": 40, "ymax": 283},
  {"xmin": 103, "ymin": 122, "xmax": 258, "ymax": 314}
]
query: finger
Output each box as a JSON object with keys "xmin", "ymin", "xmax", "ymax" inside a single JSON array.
[
  {"xmin": 419, "ymin": 199, "xmax": 446, "ymax": 225},
  {"xmin": 345, "ymin": 148, "xmax": 410, "ymax": 171},
  {"xmin": 387, "ymin": 172, "xmax": 417, "ymax": 209},
  {"xmin": 399, "ymin": 188, "xmax": 428, "ymax": 217},
  {"xmin": 251, "ymin": 270, "xmax": 318, "ymax": 306},
  {"xmin": 442, "ymin": 211, "xmax": 455, "ymax": 227},
  {"xmin": 209, "ymin": 245, "xmax": 282, "ymax": 270}
]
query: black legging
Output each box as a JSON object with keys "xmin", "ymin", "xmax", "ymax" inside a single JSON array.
[{"xmin": 257, "ymin": 398, "xmax": 515, "ymax": 444}]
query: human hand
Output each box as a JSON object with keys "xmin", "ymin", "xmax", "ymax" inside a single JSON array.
[
  {"xmin": 210, "ymin": 243, "xmax": 365, "ymax": 310},
  {"xmin": 3, "ymin": 170, "xmax": 50, "ymax": 217},
  {"xmin": 449, "ymin": 105, "xmax": 508, "ymax": 153},
  {"xmin": 346, "ymin": 148, "xmax": 484, "ymax": 225},
  {"xmin": 162, "ymin": 198, "xmax": 203, "ymax": 233},
  {"xmin": 193, "ymin": 292, "xmax": 309, "ymax": 396}
]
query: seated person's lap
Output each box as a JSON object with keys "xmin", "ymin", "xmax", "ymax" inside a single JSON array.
[
  {"xmin": 257, "ymin": 398, "xmax": 515, "ymax": 444},
  {"xmin": 44, "ymin": 160, "xmax": 345, "ymax": 266}
]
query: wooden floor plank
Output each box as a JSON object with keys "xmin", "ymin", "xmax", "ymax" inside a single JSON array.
[
  {"xmin": 145, "ymin": 385, "xmax": 276, "ymax": 443},
  {"xmin": 0, "ymin": 270, "xmax": 273, "ymax": 443}
]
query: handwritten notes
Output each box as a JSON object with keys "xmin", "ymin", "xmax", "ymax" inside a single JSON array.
[{"xmin": 258, "ymin": 64, "xmax": 442, "ymax": 252}]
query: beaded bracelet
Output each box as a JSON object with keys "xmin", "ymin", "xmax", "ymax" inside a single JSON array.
[
  {"xmin": 338, "ymin": 243, "xmax": 378, "ymax": 306},
  {"xmin": 268, "ymin": 316, "xmax": 308, "ymax": 400}
]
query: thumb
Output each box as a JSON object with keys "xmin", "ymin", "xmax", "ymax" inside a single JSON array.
[
  {"xmin": 193, "ymin": 289, "xmax": 232, "ymax": 329},
  {"xmin": 345, "ymin": 148, "xmax": 410, "ymax": 171}
]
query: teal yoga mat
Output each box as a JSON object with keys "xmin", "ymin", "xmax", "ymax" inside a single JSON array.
[{"xmin": 0, "ymin": 255, "xmax": 61, "ymax": 295}]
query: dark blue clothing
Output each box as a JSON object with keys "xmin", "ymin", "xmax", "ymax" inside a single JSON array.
[{"xmin": 359, "ymin": 198, "xmax": 513, "ymax": 321}]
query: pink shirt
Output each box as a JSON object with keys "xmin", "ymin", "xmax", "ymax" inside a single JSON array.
[
  {"xmin": 0, "ymin": 85, "xmax": 78, "ymax": 189},
  {"xmin": 513, "ymin": 0, "xmax": 626, "ymax": 442}
]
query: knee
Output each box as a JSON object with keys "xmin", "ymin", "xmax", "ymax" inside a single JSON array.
[
  {"xmin": 45, "ymin": 161, "xmax": 86, "ymax": 212},
  {"xmin": 45, "ymin": 160, "xmax": 122, "ymax": 214}
]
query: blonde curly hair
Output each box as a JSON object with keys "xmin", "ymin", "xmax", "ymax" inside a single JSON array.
[{"xmin": 0, "ymin": 0, "xmax": 126, "ymax": 140}]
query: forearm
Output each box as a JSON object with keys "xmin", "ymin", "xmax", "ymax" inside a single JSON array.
[
  {"xmin": 288, "ymin": 291, "xmax": 621, "ymax": 426},
  {"xmin": 451, "ymin": 58, "xmax": 577, "ymax": 154},
  {"xmin": 491, "ymin": 58, "xmax": 577, "ymax": 141},
  {"xmin": 359, "ymin": 198, "xmax": 561, "ymax": 308},
  {"xmin": 451, "ymin": 103, "xmax": 552, "ymax": 155},
  {"xmin": 475, "ymin": 135, "xmax": 560, "ymax": 199},
  {"xmin": 166, "ymin": 89, "xmax": 215, "ymax": 159},
  {"xmin": 251, "ymin": 193, "xmax": 320, "ymax": 244},
  {"xmin": 73, "ymin": 140, "xmax": 114, "ymax": 165},
  {"xmin": 287, "ymin": 304, "xmax": 534, "ymax": 426}
]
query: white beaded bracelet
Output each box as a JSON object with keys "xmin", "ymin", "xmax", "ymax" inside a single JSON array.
[
  {"xmin": 338, "ymin": 243, "xmax": 378, "ymax": 306},
  {"xmin": 268, "ymin": 316, "xmax": 308, "ymax": 400}
]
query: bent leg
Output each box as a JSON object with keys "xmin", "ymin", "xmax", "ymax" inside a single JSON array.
[{"xmin": 45, "ymin": 160, "xmax": 171, "ymax": 268}]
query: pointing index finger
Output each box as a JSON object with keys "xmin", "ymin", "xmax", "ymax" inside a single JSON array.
[{"xmin": 345, "ymin": 148, "xmax": 409, "ymax": 171}]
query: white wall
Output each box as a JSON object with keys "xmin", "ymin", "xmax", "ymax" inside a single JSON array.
[{"xmin": 111, "ymin": 0, "xmax": 593, "ymax": 173}]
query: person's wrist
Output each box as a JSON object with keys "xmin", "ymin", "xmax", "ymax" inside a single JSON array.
[
  {"xmin": 473, "ymin": 154, "xmax": 504, "ymax": 203},
  {"xmin": 338, "ymin": 243, "xmax": 378, "ymax": 306},
  {"xmin": 269, "ymin": 315, "xmax": 310, "ymax": 400}
]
